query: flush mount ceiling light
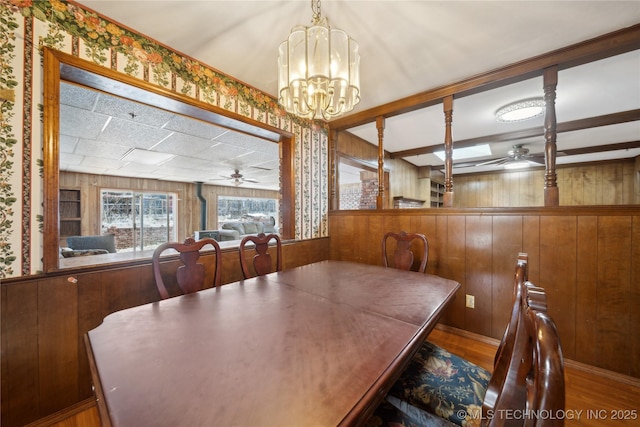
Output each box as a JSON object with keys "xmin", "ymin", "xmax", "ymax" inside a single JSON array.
[
  {"xmin": 278, "ymin": 0, "xmax": 360, "ymax": 120},
  {"xmin": 121, "ymin": 148, "xmax": 174, "ymax": 165},
  {"xmin": 495, "ymin": 98, "xmax": 545, "ymax": 123}
]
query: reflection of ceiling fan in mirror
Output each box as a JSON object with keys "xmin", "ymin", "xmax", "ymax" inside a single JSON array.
[
  {"xmin": 476, "ymin": 144, "xmax": 544, "ymax": 168},
  {"xmin": 210, "ymin": 169, "xmax": 259, "ymax": 186}
]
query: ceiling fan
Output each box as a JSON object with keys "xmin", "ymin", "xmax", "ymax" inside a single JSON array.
[
  {"xmin": 451, "ymin": 144, "xmax": 545, "ymax": 169},
  {"xmin": 210, "ymin": 169, "xmax": 259, "ymax": 186}
]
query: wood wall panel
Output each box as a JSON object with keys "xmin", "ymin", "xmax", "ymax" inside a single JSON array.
[
  {"xmin": 632, "ymin": 216, "xmax": 640, "ymax": 378},
  {"xmin": 442, "ymin": 216, "xmax": 466, "ymax": 329},
  {"xmin": 491, "ymin": 216, "xmax": 523, "ymax": 338},
  {"xmin": 76, "ymin": 271, "xmax": 106, "ymax": 399},
  {"xmin": 575, "ymin": 216, "xmax": 598, "ymax": 366},
  {"xmin": 596, "ymin": 216, "xmax": 632, "ymax": 373},
  {"xmin": 539, "ymin": 216, "xmax": 578, "ymax": 359},
  {"xmin": 328, "ymin": 208, "xmax": 639, "ymax": 378},
  {"xmin": 1, "ymin": 238, "xmax": 329, "ymax": 427},
  {"xmin": 464, "ymin": 216, "xmax": 493, "ymax": 336},
  {"xmin": 1, "ymin": 281, "xmax": 39, "ymax": 427},
  {"xmin": 454, "ymin": 160, "xmax": 636, "ymax": 208},
  {"xmin": 417, "ymin": 216, "xmax": 438, "ymax": 272},
  {"xmin": 522, "ymin": 215, "xmax": 540, "ymax": 282},
  {"xmin": 38, "ymin": 277, "xmax": 79, "ymax": 415},
  {"xmin": 355, "ymin": 215, "xmax": 374, "ymax": 265}
]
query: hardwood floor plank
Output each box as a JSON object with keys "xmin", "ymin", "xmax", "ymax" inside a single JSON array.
[{"xmin": 431, "ymin": 326, "xmax": 640, "ymax": 427}]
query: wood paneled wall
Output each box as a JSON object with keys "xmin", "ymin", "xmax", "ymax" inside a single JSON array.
[
  {"xmin": 1, "ymin": 238, "xmax": 329, "ymax": 427},
  {"xmin": 453, "ymin": 160, "xmax": 638, "ymax": 207},
  {"xmin": 328, "ymin": 208, "xmax": 639, "ymax": 378},
  {"xmin": 60, "ymin": 172, "xmax": 279, "ymax": 241}
]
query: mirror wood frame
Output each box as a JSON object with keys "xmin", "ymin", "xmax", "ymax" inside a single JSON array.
[{"xmin": 43, "ymin": 47, "xmax": 295, "ymax": 273}]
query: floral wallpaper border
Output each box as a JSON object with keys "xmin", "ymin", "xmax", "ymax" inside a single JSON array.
[{"xmin": 0, "ymin": 0, "xmax": 329, "ymax": 278}]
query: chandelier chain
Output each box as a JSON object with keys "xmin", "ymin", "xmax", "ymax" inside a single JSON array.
[{"xmin": 311, "ymin": 0, "xmax": 322, "ymax": 24}]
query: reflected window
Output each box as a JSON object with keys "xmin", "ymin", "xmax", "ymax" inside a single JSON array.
[
  {"xmin": 101, "ymin": 189, "xmax": 177, "ymax": 252},
  {"xmin": 217, "ymin": 196, "xmax": 279, "ymax": 231}
]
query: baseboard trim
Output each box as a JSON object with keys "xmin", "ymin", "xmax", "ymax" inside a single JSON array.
[
  {"xmin": 562, "ymin": 358, "xmax": 640, "ymax": 388},
  {"xmin": 435, "ymin": 323, "xmax": 501, "ymax": 347},
  {"xmin": 435, "ymin": 323, "xmax": 640, "ymax": 388},
  {"xmin": 25, "ymin": 398, "xmax": 96, "ymax": 427}
]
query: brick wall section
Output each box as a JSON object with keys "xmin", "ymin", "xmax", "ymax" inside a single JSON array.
[
  {"xmin": 106, "ymin": 226, "xmax": 174, "ymax": 251},
  {"xmin": 359, "ymin": 179, "xmax": 378, "ymax": 209}
]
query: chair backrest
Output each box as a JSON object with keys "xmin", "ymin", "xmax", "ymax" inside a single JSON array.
[
  {"xmin": 239, "ymin": 233, "xmax": 282, "ymax": 278},
  {"xmin": 524, "ymin": 307, "xmax": 565, "ymax": 426},
  {"xmin": 66, "ymin": 234, "xmax": 117, "ymax": 253},
  {"xmin": 484, "ymin": 272, "xmax": 565, "ymax": 426},
  {"xmin": 483, "ymin": 253, "xmax": 529, "ymax": 414},
  {"xmin": 382, "ymin": 231, "xmax": 429, "ymax": 273},
  {"xmin": 152, "ymin": 237, "xmax": 221, "ymax": 300}
]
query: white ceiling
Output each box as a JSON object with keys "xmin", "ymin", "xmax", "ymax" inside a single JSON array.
[
  {"xmin": 60, "ymin": 83, "xmax": 281, "ymax": 189},
  {"xmin": 70, "ymin": 0, "xmax": 640, "ymax": 179}
]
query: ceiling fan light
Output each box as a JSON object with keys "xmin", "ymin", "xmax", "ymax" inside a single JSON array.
[{"xmin": 495, "ymin": 98, "xmax": 545, "ymax": 123}]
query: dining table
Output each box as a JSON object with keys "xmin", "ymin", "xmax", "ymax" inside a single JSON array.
[{"xmin": 85, "ymin": 260, "xmax": 460, "ymax": 427}]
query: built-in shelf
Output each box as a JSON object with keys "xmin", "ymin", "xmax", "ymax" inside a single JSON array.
[
  {"xmin": 60, "ymin": 189, "xmax": 81, "ymax": 243},
  {"xmin": 430, "ymin": 181, "xmax": 444, "ymax": 208}
]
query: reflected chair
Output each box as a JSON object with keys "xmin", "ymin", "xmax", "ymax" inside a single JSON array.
[
  {"xmin": 375, "ymin": 254, "xmax": 558, "ymax": 427},
  {"xmin": 152, "ymin": 237, "xmax": 221, "ymax": 300},
  {"xmin": 382, "ymin": 231, "xmax": 429, "ymax": 273},
  {"xmin": 239, "ymin": 232, "xmax": 282, "ymax": 279}
]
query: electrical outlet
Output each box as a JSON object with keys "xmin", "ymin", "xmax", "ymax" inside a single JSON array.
[{"xmin": 465, "ymin": 294, "xmax": 475, "ymax": 309}]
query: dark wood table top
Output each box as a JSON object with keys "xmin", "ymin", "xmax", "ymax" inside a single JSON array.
[{"xmin": 85, "ymin": 260, "xmax": 460, "ymax": 427}]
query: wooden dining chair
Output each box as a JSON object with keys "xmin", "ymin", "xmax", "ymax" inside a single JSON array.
[
  {"xmin": 382, "ymin": 231, "xmax": 429, "ymax": 273},
  {"xmin": 152, "ymin": 237, "xmax": 222, "ymax": 300},
  {"xmin": 481, "ymin": 285, "xmax": 564, "ymax": 426},
  {"xmin": 370, "ymin": 284, "xmax": 564, "ymax": 427},
  {"xmin": 380, "ymin": 254, "xmax": 537, "ymax": 427},
  {"xmin": 239, "ymin": 232, "xmax": 282, "ymax": 279}
]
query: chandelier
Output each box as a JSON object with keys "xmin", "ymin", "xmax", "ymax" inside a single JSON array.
[{"xmin": 278, "ymin": 0, "xmax": 361, "ymax": 120}]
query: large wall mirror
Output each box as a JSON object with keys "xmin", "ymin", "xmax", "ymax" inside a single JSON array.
[{"xmin": 43, "ymin": 48, "xmax": 295, "ymax": 272}]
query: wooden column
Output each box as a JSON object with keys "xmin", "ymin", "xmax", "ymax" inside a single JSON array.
[
  {"xmin": 543, "ymin": 66, "xmax": 559, "ymax": 206},
  {"xmin": 376, "ymin": 116, "xmax": 386, "ymax": 209},
  {"xmin": 329, "ymin": 129, "xmax": 338, "ymax": 210},
  {"xmin": 443, "ymin": 96, "xmax": 454, "ymax": 207}
]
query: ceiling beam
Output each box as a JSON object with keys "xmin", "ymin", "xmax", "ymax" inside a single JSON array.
[
  {"xmin": 329, "ymin": 24, "xmax": 640, "ymax": 131},
  {"xmin": 389, "ymin": 109, "xmax": 640, "ymax": 159},
  {"xmin": 430, "ymin": 140, "xmax": 640, "ymax": 170}
]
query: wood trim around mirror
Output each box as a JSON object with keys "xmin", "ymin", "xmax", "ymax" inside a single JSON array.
[{"xmin": 43, "ymin": 47, "xmax": 295, "ymax": 272}]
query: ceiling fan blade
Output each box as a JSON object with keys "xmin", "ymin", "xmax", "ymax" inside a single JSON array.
[
  {"xmin": 243, "ymin": 178, "xmax": 259, "ymax": 183},
  {"xmin": 476, "ymin": 157, "xmax": 508, "ymax": 166},
  {"xmin": 451, "ymin": 161, "xmax": 480, "ymax": 169}
]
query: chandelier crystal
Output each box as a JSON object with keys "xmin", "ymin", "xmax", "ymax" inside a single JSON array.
[{"xmin": 278, "ymin": 0, "xmax": 360, "ymax": 120}]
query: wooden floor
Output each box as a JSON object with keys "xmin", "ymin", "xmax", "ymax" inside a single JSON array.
[{"xmin": 38, "ymin": 327, "xmax": 639, "ymax": 427}]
